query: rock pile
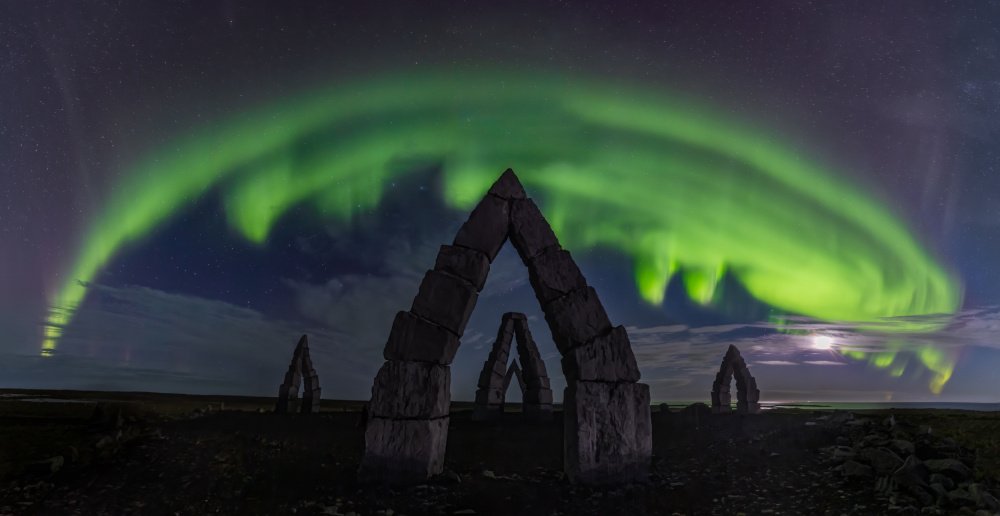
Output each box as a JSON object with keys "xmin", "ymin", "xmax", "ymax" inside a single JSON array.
[
  {"xmin": 818, "ymin": 411, "xmax": 1000, "ymax": 513},
  {"xmin": 360, "ymin": 168, "xmax": 651, "ymax": 486},
  {"xmin": 275, "ymin": 334, "xmax": 321, "ymax": 414},
  {"xmin": 710, "ymin": 344, "xmax": 761, "ymax": 415},
  {"xmin": 472, "ymin": 312, "xmax": 553, "ymax": 422}
]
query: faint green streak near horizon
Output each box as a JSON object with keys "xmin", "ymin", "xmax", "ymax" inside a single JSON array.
[{"xmin": 44, "ymin": 71, "xmax": 962, "ymax": 392}]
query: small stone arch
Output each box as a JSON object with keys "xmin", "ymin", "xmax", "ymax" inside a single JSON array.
[
  {"xmin": 472, "ymin": 312, "xmax": 553, "ymax": 422},
  {"xmin": 274, "ymin": 334, "xmax": 321, "ymax": 414},
  {"xmin": 710, "ymin": 344, "xmax": 760, "ymax": 415},
  {"xmin": 360, "ymin": 169, "xmax": 650, "ymax": 486}
]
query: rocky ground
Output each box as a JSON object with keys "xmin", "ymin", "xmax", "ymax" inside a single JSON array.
[{"xmin": 1, "ymin": 402, "xmax": 999, "ymax": 515}]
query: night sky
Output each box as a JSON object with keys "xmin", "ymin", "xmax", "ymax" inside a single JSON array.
[{"xmin": 3, "ymin": 1, "xmax": 999, "ymax": 403}]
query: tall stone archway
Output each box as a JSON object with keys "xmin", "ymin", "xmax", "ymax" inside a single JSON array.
[
  {"xmin": 472, "ymin": 312, "xmax": 553, "ymax": 422},
  {"xmin": 275, "ymin": 334, "xmax": 321, "ymax": 414},
  {"xmin": 710, "ymin": 344, "xmax": 761, "ymax": 415},
  {"xmin": 359, "ymin": 169, "xmax": 651, "ymax": 485}
]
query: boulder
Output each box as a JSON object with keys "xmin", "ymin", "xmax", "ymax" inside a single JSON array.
[
  {"xmin": 359, "ymin": 416, "xmax": 449, "ymax": 485},
  {"xmin": 923, "ymin": 458, "xmax": 972, "ymax": 482},
  {"xmin": 410, "ymin": 269, "xmax": 478, "ymax": 337},
  {"xmin": 383, "ymin": 311, "xmax": 462, "ymax": 365},
  {"xmin": 841, "ymin": 460, "xmax": 874, "ymax": 479},
  {"xmin": 861, "ymin": 447, "xmax": 904, "ymax": 475},
  {"xmin": 948, "ymin": 487, "xmax": 977, "ymax": 507},
  {"xmin": 369, "ymin": 360, "xmax": 450, "ymax": 419},
  {"xmin": 453, "ymin": 194, "xmax": 510, "ymax": 262},
  {"xmin": 561, "ymin": 326, "xmax": 641, "ymax": 383},
  {"xmin": 892, "ymin": 454, "xmax": 928, "ymax": 488},
  {"xmin": 969, "ymin": 483, "xmax": 999, "ymax": 510},
  {"xmin": 563, "ymin": 380, "xmax": 651, "ymax": 485}
]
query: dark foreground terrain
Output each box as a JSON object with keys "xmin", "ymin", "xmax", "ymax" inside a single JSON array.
[{"xmin": 1, "ymin": 391, "xmax": 999, "ymax": 515}]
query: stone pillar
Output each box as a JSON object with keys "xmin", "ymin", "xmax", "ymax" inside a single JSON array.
[{"xmin": 359, "ymin": 185, "xmax": 506, "ymax": 485}]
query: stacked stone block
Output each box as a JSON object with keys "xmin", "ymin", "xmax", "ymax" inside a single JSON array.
[
  {"xmin": 472, "ymin": 312, "xmax": 553, "ymax": 422},
  {"xmin": 512, "ymin": 315, "xmax": 554, "ymax": 422},
  {"xmin": 710, "ymin": 344, "xmax": 761, "ymax": 415},
  {"xmin": 359, "ymin": 173, "xmax": 507, "ymax": 485},
  {"xmin": 471, "ymin": 315, "xmax": 513, "ymax": 422},
  {"xmin": 359, "ymin": 168, "xmax": 651, "ymax": 486},
  {"xmin": 275, "ymin": 334, "xmax": 321, "ymax": 414}
]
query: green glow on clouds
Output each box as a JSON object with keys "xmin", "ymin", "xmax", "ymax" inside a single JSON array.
[{"xmin": 44, "ymin": 71, "xmax": 962, "ymax": 390}]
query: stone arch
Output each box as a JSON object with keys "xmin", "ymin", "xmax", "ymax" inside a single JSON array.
[
  {"xmin": 274, "ymin": 334, "xmax": 321, "ymax": 414},
  {"xmin": 472, "ymin": 312, "xmax": 553, "ymax": 422},
  {"xmin": 359, "ymin": 169, "xmax": 651, "ymax": 486},
  {"xmin": 710, "ymin": 344, "xmax": 761, "ymax": 415}
]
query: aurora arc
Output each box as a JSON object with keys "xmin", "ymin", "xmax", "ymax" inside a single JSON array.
[{"xmin": 44, "ymin": 71, "xmax": 962, "ymax": 389}]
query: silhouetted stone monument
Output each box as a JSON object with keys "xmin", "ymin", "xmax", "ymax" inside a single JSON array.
[
  {"xmin": 710, "ymin": 344, "xmax": 761, "ymax": 415},
  {"xmin": 472, "ymin": 312, "xmax": 553, "ymax": 422},
  {"xmin": 359, "ymin": 169, "xmax": 650, "ymax": 486},
  {"xmin": 275, "ymin": 334, "xmax": 321, "ymax": 414}
]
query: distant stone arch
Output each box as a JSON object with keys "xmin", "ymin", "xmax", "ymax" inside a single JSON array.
[
  {"xmin": 359, "ymin": 169, "xmax": 650, "ymax": 486},
  {"xmin": 710, "ymin": 344, "xmax": 760, "ymax": 415},
  {"xmin": 274, "ymin": 334, "xmax": 321, "ymax": 414},
  {"xmin": 472, "ymin": 312, "xmax": 553, "ymax": 422}
]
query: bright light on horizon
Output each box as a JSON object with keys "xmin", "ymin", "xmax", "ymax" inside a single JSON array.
[{"xmin": 813, "ymin": 335, "xmax": 834, "ymax": 350}]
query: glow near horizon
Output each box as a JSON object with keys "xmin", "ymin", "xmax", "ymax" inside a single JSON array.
[{"xmin": 43, "ymin": 71, "xmax": 962, "ymax": 392}]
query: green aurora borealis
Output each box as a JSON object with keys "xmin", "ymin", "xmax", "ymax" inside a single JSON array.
[{"xmin": 44, "ymin": 72, "xmax": 963, "ymax": 391}]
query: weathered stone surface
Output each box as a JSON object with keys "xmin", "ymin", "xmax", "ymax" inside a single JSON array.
[
  {"xmin": 924, "ymin": 458, "xmax": 972, "ymax": 481},
  {"xmin": 890, "ymin": 439, "xmax": 916, "ymax": 458},
  {"xmin": 929, "ymin": 472, "xmax": 954, "ymax": 490},
  {"xmin": 410, "ymin": 270, "xmax": 478, "ymax": 337},
  {"xmin": 736, "ymin": 401, "xmax": 761, "ymax": 415},
  {"xmin": 486, "ymin": 168, "xmax": 527, "ymax": 200},
  {"xmin": 369, "ymin": 360, "xmax": 450, "ymax": 419},
  {"xmin": 453, "ymin": 194, "xmax": 510, "ymax": 262},
  {"xmin": 948, "ymin": 487, "xmax": 977, "ymax": 507},
  {"xmin": 563, "ymin": 380, "xmax": 651, "ymax": 484},
  {"xmin": 509, "ymin": 198, "xmax": 561, "ymax": 262},
  {"xmin": 841, "ymin": 460, "xmax": 874, "ymax": 479},
  {"xmin": 477, "ymin": 361, "xmax": 506, "ymax": 389},
  {"xmin": 561, "ymin": 326, "xmax": 641, "ymax": 383},
  {"xmin": 475, "ymin": 388, "xmax": 505, "ymax": 406},
  {"xmin": 434, "ymin": 245, "xmax": 491, "ymax": 292},
  {"xmin": 892, "ymin": 454, "xmax": 929, "ymax": 488},
  {"xmin": 542, "ymin": 287, "xmax": 613, "ymax": 354},
  {"xmin": 384, "ymin": 311, "xmax": 462, "ymax": 365},
  {"xmin": 970, "ymin": 483, "xmax": 999, "ymax": 510},
  {"xmin": 862, "ymin": 447, "xmax": 904, "ymax": 475},
  {"xmin": 526, "ymin": 248, "xmax": 588, "ymax": 305},
  {"xmin": 523, "ymin": 388, "xmax": 553, "ymax": 404},
  {"xmin": 359, "ymin": 416, "xmax": 449, "ymax": 485},
  {"xmin": 526, "ymin": 376, "xmax": 551, "ymax": 389}
]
